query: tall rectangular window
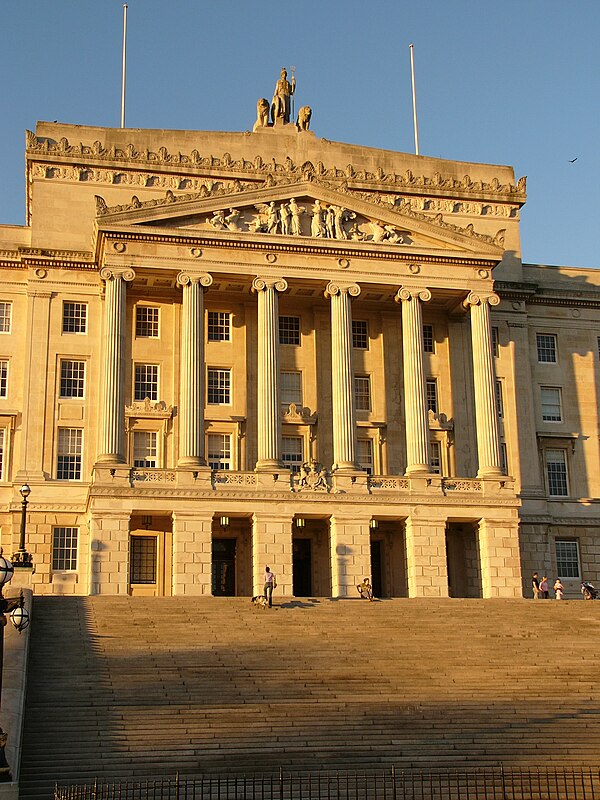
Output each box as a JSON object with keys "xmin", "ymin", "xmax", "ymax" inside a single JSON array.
[
  {"xmin": 135, "ymin": 307, "xmax": 159, "ymax": 338},
  {"xmin": 500, "ymin": 442, "xmax": 508, "ymax": 475},
  {"xmin": 134, "ymin": 364, "xmax": 159, "ymax": 401},
  {"xmin": 60, "ymin": 359, "xmax": 85, "ymax": 398},
  {"xmin": 130, "ymin": 536, "xmax": 157, "ymax": 584},
  {"xmin": 352, "ymin": 320, "xmax": 368, "ymax": 349},
  {"xmin": 279, "ymin": 316, "xmax": 300, "ymax": 345},
  {"xmin": 537, "ymin": 333, "xmax": 557, "ymax": 363},
  {"xmin": 546, "ymin": 449, "xmax": 568, "ymax": 497},
  {"xmin": 354, "ymin": 375, "xmax": 371, "ymax": 411},
  {"xmin": 430, "ymin": 441, "xmax": 441, "ymax": 474},
  {"xmin": 281, "ymin": 371, "xmax": 302, "ymax": 406},
  {"xmin": 491, "ymin": 327, "xmax": 499, "ymax": 358},
  {"xmin": 495, "ymin": 380, "xmax": 504, "ymax": 419},
  {"xmin": 0, "ymin": 429, "xmax": 5, "ymax": 481},
  {"xmin": 0, "ymin": 361, "xmax": 7, "ymax": 399},
  {"xmin": 541, "ymin": 386, "xmax": 562, "ymax": 422},
  {"xmin": 207, "ymin": 434, "xmax": 232, "ymax": 470},
  {"xmin": 282, "ymin": 436, "xmax": 303, "ymax": 473},
  {"xmin": 555, "ymin": 539, "xmax": 580, "ymax": 579},
  {"xmin": 597, "ymin": 337, "xmax": 600, "ymax": 360},
  {"xmin": 207, "ymin": 368, "xmax": 231, "ymax": 404},
  {"xmin": 207, "ymin": 311, "xmax": 231, "ymax": 342},
  {"xmin": 0, "ymin": 303, "xmax": 12, "ymax": 333},
  {"xmin": 357, "ymin": 439, "xmax": 373, "ymax": 475},
  {"xmin": 423, "ymin": 324, "xmax": 435, "ymax": 353},
  {"xmin": 133, "ymin": 431, "xmax": 158, "ymax": 468},
  {"xmin": 57, "ymin": 428, "xmax": 83, "ymax": 480},
  {"xmin": 62, "ymin": 302, "xmax": 87, "ymax": 334},
  {"xmin": 52, "ymin": 527, "xmax": 78, "ymax": 571},
  {"xmin": 426, "ymin": 379, "xmax": 438, "ymax": 413}
]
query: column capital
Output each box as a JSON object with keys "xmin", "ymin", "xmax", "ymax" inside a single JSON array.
[
  {"xmin": 99, "ymin": 267, "xmax": 135, "ymax": 282},
  {"xmin": 176, "ymin": 271, "xmax": 213, "ymax": 288},
  {"xmin": 252, "ymin": 276, "xmax": 288, "ymax": 293},
  {"xmin": 463, "ymin": 290, "xmax": 500, "ymax": 309},
  {"xmin": 395, "ymin": 286, "xmax": 431, "ymax": 304},
  {"xmin": 324, "ymin": 281, "xmax": 361, "ymax": 299}
]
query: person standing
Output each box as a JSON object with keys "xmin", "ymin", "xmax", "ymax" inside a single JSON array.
[
  {"xmin": 554, "ymin": 579, "xmax": 564, "ymax": 600},
  {"xmin": 532, "ymin": 572, "xmax": 540, "ymax": 599},
  {"xmin": 539, "ymin": 575, "xmax": 549, "ymax": 599},
  {"xmin": 263, "ymin": 565, "xmax": 277, "ymax": 608}
]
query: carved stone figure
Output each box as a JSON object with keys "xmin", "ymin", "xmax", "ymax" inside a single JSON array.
[
  {"xmin": 334, "ymin": 206, "xmax": 348, "ymax": 240},
  {"xmin": 279, "ymin": 202, "xmax": 291, "ymax": 235},
  {"xmin": 299, "ymin": 459, "xmax": 328, "ymax": 491},
  {"xmin": 225, "ymin": 208, "xmax": 242, "ymax": 232},
  {"xmin": 297, "ymin": 106, "xmax": 312, "ymax": 131},
  {"xmin": 267, "ymin": 201, "xmax": 278, "ymax": 234},
  {"xmin": 311, "ymin": 200, "xmax": 324, "ymax": 237},
  {"xmin": 289, "ymin": 198, "xmax": 304, "ymax": 235},
  {"xmin": 209, "ymin": 210, "xmax": 227, "ymax": 230},
  {"xmin": 326, "ymin": 205, "xmax": 335, "ymax": 238},
  {"xmin": 271, "ymin": 68, "xmax": 295, "ymax": 124},
  {"xmin": 253, "ymin": 98, "xmax": 270, "ymax": 131}
]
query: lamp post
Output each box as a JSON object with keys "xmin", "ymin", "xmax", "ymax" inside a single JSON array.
[
  {"xmin": 0, "ymin": 553, "xmax": 30, "ymax": 781},
  {"xmin": 11, "ymin": 485, "xmax": 33, "ymax": 569}
]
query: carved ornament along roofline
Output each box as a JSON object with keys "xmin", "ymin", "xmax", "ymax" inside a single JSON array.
[{"xmin": 26, "ymin": 131, "xmax": 527, "ymax": 203}]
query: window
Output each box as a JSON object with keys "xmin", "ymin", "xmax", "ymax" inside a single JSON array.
[
  {"xmin": 134, "ymin": 364, "xmax": 159, "ymax": 401},
  {"xmin": 354, "ymin": 375, "xmax": 371, "ymax": 411},
  {"xmin": 207, "ymin": 368, "xmax": 231, "ymax": 405},
  {"xmin": 541, "ymin": 387, "xmax": 562, "ymax": 422},
  {"xmin": 597, "ymin": 337, "xmax": 600, "ymax": 360},
  {"xmin": 130, "ymin": 536, "xmax": 157, "ymax": 584},
  {"xmin": 133, "ymin": 431, "xmax": 158, "ymax": 468},
  {"xmin": 62, "ymin": 302, "xmax": 87, "ymax": 334},
  {"xmin": 0, "ymin": 429, "xmax": 5, "ymax": 480},
  {"xmin": 208, "ymin": 311, "xmax": 231, "ymax": 342},
  {"xmin": 279, "ymin": 316, "xmax": 300, "ymax": 345},
  {"xmin": 426, "ymin": 379, "xmax": 438, "ymax": 414},
  {"xmin": 57, "ymin": 428, "xmax": 83, "ymax": 480},
  {"xmin": 491, "ymin": 327, "xmax": 499, "ymax": 358},
  {"xmin": 430, "ymin": 441, "xmax": 441, "ymax": 474},
  {"xmin": 423, "ymin": 324, "xmax": 435, "ymax": 353},
  {"xmin": 207, "ymin": 434, "xmax": 231, "ymax": 470},
  {"xmin": 555, "ymin": 539, "xmax": 580, "ymax": 579},
  {"xmin": 281, "ymin": 371, "xmax": 302, "ymax": 406},
  {"xmin": 0, "ymin": 361, "xmax": 7, "ymax": 398},
  {"xmin": 546, "ymin": 449, "xmax": 568, "ymax": 497},
  {"xmin": 282, "ymin": 436, "xmax": 303, "ymax": 473},
  {"xmin": 52, "ymin": 527, "xmax": 78, "ymax": 571},
  {"xmin": 537, "ymin": 333, "xmax": 557, "ymax": 363},
  {"xmin": 352, "ymin": 320, "xmax": 368, "ymax": 349},
  {"xmin": 500, "ymin": 442, "xmax": 508, "ymax": 475},
  {"xmin": 357, "ymin": 439, "xmax": 374, "ymax": 475},
  {"xmin": 0, "ymin": 303, "xmax": 12, "ymax": 333},
  {"xmin": 495, "ymin": 380, "xmax": 504, "ymax": 419},
  {"xmin": 135, "ymin": 306, "xmax": 159, "ymax": 338},
  {"xmin": 59, "ymin": 359, "xmax": 85, "ymax": 398}
]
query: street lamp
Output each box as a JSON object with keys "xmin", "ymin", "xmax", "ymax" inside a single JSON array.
[
  {"xmin": 11, "ymin": 485, "xmax": 33, "ymax": 569},
  {"xmin": 0, "ymin": 552, "xmax": 30, "ymax": 781}
]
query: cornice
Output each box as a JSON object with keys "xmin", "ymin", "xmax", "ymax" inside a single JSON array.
[{"xmin": 495, "ymin": 281, "xmax": 600, "ymax": 310}]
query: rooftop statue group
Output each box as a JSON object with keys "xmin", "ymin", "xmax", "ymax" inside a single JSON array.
[{"xmin": 253, "ymin": 68, "xmax": 312, "ymax": 132}]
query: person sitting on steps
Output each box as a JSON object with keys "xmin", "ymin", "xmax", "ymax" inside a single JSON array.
[{"xmin": 357, "ymin": 577, "xmax": 373, "ymax": 601}]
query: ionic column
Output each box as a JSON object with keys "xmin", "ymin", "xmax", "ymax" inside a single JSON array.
[
  {"xmin": 97, "ymin": 267, "xmax": 135, "ymax": 464},
  {"xmin": 325, "ymin": 281, "xmax": 361, "ymax": 472},
  {"xmin": 177, "ymin": 271, "xmax": 213, "ymax": 467},
  {"xmin": 395, "ymin": 286, "xmax": 432, "ymax": 475},
  {"xmin": 464, "ymin": 291, "xmax": 502, "ymax": 476},
  {"xmin": 252, "ymin": 277, "xmax": 288, "ymax": 470}
]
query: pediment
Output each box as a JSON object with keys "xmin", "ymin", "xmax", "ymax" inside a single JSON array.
[{"xmin": 95, "ymin": 180, "xmax": 506, "ymax": 256}]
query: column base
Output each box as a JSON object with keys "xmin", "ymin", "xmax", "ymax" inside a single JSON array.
[
  {"xmin": 255, "ymin": 460, "xmax": 283, "ymax": 472},
  {"xmin": 477, "ymin": 466, "xmax": 503, "ymax": 478},
  {"xmin": 404, "ymin": 465, "xmax": 432, "ymax": 476}
]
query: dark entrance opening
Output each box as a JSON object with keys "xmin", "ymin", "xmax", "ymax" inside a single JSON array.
[
  {"xmin": 446, "ymin": 522, "xmax": 482, "ymax": 598},
  {"xmin": 212, "ymin": 538, "xmax": 236, "ymax": 596},
  {"xmin": 370, "ymin": 539, "xmax": 383, "ymax": 598},
  {"xmin": 293, "ymin": 538, "xmax": 312, "ymax": 596}
]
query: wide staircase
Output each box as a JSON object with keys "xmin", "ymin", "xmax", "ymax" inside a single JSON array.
[{"xmin": 18, "ymin": 597, "xmax": 600, "ymax": 799}]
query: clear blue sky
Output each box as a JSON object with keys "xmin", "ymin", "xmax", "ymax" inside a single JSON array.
[{"xmin": 1, "ymin": 0, "xmax": 598, "ymax": 269}]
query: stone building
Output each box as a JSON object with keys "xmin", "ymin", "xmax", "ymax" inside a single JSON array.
[{"xmin": 0, "ymin": 103, "xmax": 598, "ymax": 599}]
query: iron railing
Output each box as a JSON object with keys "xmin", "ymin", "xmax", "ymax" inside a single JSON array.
[{"xmin": 54, "ymin": 766, "xmax": 600, "ymax": 800}]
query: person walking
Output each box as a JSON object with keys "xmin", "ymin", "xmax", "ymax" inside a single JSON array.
[
  {"xmin": 539, "ymin": 576, "xmax": 549, "ymax": 599},
  {"xmin": 553, "ymin": 579, "xmax": 564, "ymax": 600},
  {"xmin": 263, "ymin": 565, "xmax": 277, "ymax": 608},
  {"xmin": 532, "ymin": 572, "xmax": 540, "ymax": 599}
]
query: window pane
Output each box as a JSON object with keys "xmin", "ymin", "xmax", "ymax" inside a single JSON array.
[
  {"xmin": 495, "ymin": 381, "xmax": 504, "ymax": 418},
  {"xmin": 281, "ymin": 371, "xmax": 302, "ymax": 406},
  {"xmin": 130, "ymin": 536, "xmax": 157, "ymax": 584},
  {"xmin": 430, "ymin": 441, "xmax": 441, "ymax": 474},
  {"xmin": 133, "ymin": 431, "xmax": 158, "ymax": 468},
  {"xmin": 491, "ymin": 327, "xmax": 499, "ymax": 358},
  {"xmin": 0, "ymin": 303, "xmax": 12, "ymax": 333},
  {"xmin": 0, "ymin": 429, "xmax": 5, "ymax": 481},
  {"xmin": 0, "ymin": 361, "xmax": 7, "ymax": 398},
  {"xmin": 63, "ymin": 302, "xmax": 87, "ymax": 334},
  {"xmin": 134, "ymin": 364, "xmax": 159, "ymax": 401},
  {"xmin": 426, "ymin": 380, "xmax": 438, "ymax": 413},
  {"xmin": 547, "ymin": 449, "xmax": 568, "ymax": 496},
  {"xmin": 537, "ymin": 333, "xmax": 557, "ymax": 363},
  {"xmin": 423, "ymin": 324, "xmax": 434, "ymax": 353},
  {"xmin": 279, "ymin": 316, "xmax": 300, "ymax": 345},
  {"xmin": 207, "ymin": 369, "xmax": 231, "ymax": 404},
  {"xmin": 282, "ymin": 436, "xmax": 303, "ymax": 473},
  {"xmin": 541, "ymin": 387, "xmax": 562, "ymax": 422},
  {"xmin": 352, "ymin": 320, "xmax": 368, "ymax": 349},
  {"xmin": 57, "ymin": 428, "xmax": 83, "ymax": 480},
  {"xmin": 354, "ymin": 376, "xmax": 371, "ymax": 411},
  {"xmin": 357, "ymin": 439, "xmax": 373, "ymax": 475},
  {"xmin": 207, "ymin": 434, "xmax": 231, "ymax": 470},
  {"xmin": 555, "ymin": 540, "xmax": 580, "ymax": 579},
  {"xmin": 135, "ymin": 307, "xmax": 159, "ymax": 338},
  {"xmin": 60, "ymin": 360, "xmax": 85, "ymax": 398},
  {"xmin": 52, "ymin": 527, "xmax": 78, "ymax": 570},
  {"xmin": 208, "ymin": 312, "xmax": 231, "ymax": 341}
]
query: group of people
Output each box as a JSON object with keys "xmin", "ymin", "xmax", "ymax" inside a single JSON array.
[{"xmin": 532, "ymin": 572, "xmax": 564, "ymax": 599}]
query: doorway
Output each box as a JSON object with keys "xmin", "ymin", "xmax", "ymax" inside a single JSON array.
[
  {"xmin": 212, "ymin": 538, "xmax": 237, "ymax": 596},
  {"xmin": 370, "ymin": 540, "xmax": 383, "ymax": 598},
  {"xmin": 128, "ymin": 515, "xmax": 173, "ymax": 597},
  {"xmin": 293, "ymin": 538, "xmax": 312, "ymax": 596},
  {"xmin": 446, "ymin": 522, "xmax": 482, "ymax": 598}
]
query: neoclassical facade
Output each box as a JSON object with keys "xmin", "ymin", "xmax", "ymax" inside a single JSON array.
[{"xmin": 0, "ymin": 111, "xmax": 598, "ymax": 598}]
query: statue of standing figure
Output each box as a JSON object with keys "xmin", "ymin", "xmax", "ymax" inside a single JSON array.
[{"xmin": 271, "ymin": 67, "xmax": 296, "ymax": 124}]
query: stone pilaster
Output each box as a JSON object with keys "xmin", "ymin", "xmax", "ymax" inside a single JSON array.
[
  {"xmin": 404, "ymin": 516, "xmax": 449, "ymax": 597},
  {"xmin": 464, "ymin": 291, "xmax": 502, "ymax": 477},
  {"xmin": 252, "ymin": 513, "xmax": 293, "ymax": 597},
  {"xmin": 89, "ymin": 511, "xmax": 131, "ymax": 595},
  {"xmin": 172, "ymin": 511, "xmax": 213, "ymax": 595},
  {"xmin": 329, "ymin": 515, "xmax": 371, "ymax": 598},
  {"xmin": 325, "ymin": 281, "xmax": 361, "ymax": 472},
  {"xmin": 478, "ymin": 516, "xmax": 523, "ymax": 598},
  {"xmin": 395, "ymin": 286, "xmax": 432, "ymax": 475},
  {"xmin": 97, "ymin": 267, "xmax": 135, "ymax": 464},
  {"xmin": 252, "ymin": 277, "xmax": 288, "ymax": 471},
  {"xmin": 176, "ymin": 271, "xmax": 213, "ymax": 467}
]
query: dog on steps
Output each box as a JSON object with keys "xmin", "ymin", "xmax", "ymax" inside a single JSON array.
[{"xmin": 251, "ymin": 595, "xmax": 269, "ymax": 609}]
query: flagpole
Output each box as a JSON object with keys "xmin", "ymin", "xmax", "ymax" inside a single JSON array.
[
  {"xmin": 409, "ymin": 43, "xmax": 419, "ymax": 155},
  {"xmin": 120, "ymin": 3, "xmax": 128, "ymax": 128}
]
